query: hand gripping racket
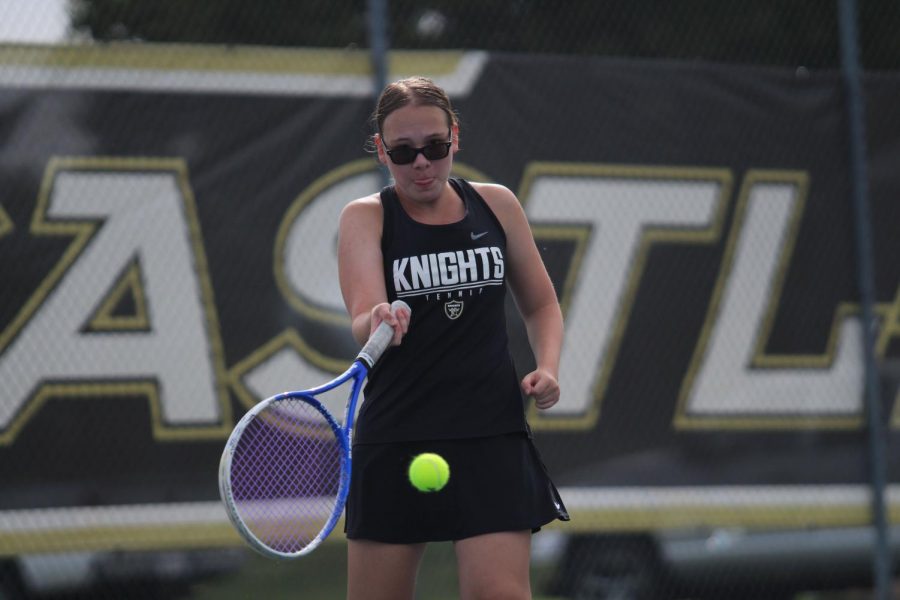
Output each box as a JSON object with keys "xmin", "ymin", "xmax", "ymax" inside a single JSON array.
[{"xmin": 219, "ymin": 300, "xmax": 410, "ymax": 559}]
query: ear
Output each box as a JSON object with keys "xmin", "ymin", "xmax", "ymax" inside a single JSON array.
[
  {"xmin": 451, "ymin": 124, "xmax": 461, "ymax": 153},
  {"xmin": 374, "ymin": 133, "xmax": 389, "ymax": 165}
]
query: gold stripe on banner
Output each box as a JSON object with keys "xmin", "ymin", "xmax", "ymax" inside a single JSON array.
[
  {"xmin": 0, "ymin": 205, "xmax": 12, "ymax": 238},
  {"xmin": 1, "ymin": 488, "xmax": 896, "ymax": 555},
  {"xmin": 0, "ymin": 43, "xmax": 488, "ymax": 96}
]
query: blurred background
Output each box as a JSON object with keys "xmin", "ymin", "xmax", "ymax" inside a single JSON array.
[{"xmin": 0, "ymin": 1, "xmax": 898, "ymax": 599}]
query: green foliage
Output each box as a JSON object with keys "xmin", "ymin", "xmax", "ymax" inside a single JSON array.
[
  {"xmin": 68, "ymin": 0, "xmax": 900, "ymax": 69},
  {"xmin": 70, "ymin": 0, "xmax": 368, "ymax": 47}
]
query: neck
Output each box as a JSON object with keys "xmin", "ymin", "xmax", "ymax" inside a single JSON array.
[{"xmin": 396, "ymin": 183, "xmax": 465, "ymax": 225}]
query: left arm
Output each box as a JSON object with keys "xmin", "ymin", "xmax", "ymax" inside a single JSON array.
[{"xmin": 475, "ymin": 183, "xmax": 563, "ymax": 410}]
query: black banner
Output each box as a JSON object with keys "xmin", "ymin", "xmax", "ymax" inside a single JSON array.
[{"xmin": 0, "ymin": 47, "xmax": 898, "ymax": 551}]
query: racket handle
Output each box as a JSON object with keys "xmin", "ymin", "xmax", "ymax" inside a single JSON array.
[{"xmin": 357, "ymin": 300, "xmax": 411, "ymax": 368}]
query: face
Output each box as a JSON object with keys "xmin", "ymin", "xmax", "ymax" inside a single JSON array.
[{"xmin": 377, "ymin": 103, "xmax": 458, "ymax": 204}]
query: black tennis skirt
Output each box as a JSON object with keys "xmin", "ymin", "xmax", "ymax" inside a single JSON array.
[{"xmin": 344, "ymin": 432, "xmax": 570, "ymax": 544}]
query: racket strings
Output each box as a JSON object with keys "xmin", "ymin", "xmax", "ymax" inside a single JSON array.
[{"xmin": 229, "ymin": 398, "xmax": 344, "ymax": 554}]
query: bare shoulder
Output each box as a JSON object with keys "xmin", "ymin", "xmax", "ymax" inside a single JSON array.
[
  {"xmin": 340, "ymin": 192, "xmax": 382, "ymax": 227},
  {"xmin": 343, "ymin": 192, "xmax": 382, "ymax": 213},
  {"xmin": 469, "ymin": 181, "xmax": 527, "ymax": 225},
  {"xmin": 469, "ymin": 181, "xmax": 518, "ymax": 206},
  {"xmin": 469, "ymin": 181, "xmax": 525, "ymax": 218}
]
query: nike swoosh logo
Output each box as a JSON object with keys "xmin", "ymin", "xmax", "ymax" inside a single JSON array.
[{"xmin": 470, "ymin": 231, "xmax": 488, "ymax": 240}]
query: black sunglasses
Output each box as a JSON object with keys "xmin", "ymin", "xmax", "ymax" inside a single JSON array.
[{"xmin": 382, "ymin": 131, "xmax": 453, "ymax": 165}]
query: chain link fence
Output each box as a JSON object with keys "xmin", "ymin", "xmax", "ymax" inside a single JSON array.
[
  {"xmin": 4, "ymin": 1, "xmax": 899, "ymax": 69},
  {"xmin": 0, "ymin": 1, "xmax": 898, "ymax": 599}
]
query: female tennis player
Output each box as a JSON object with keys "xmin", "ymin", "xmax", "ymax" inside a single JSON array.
[{"xmin": 338, "ymin": 76, "xmax": 569, "ymax": 600}]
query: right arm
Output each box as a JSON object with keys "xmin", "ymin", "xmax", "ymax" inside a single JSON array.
[{"xmin": 337, "ymin": 195, "xmax": 408, "ymax": 346}]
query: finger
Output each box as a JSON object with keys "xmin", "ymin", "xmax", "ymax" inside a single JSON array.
[
  {"xmin": 535, "ymin": 395, "xmax": 559, "ymax": 410},
  {"xmin": 521, "ymin": 373, "xmax": 537, "ymax": 396},
  {"xmin": 370, "ymin": 303, "xmax": 395, "ymax": 335},
  {"xmin": 534, "ymin": 384, "xmax": 559, "ymax": 407},
  {"xmin": 381, "ymin": 308, "xmax": 398, "ymax": 327},
  {"xmin": 531, "ymin": 378, "xmax": 559, "ymax": 409},
  {"xmin": 382, "ymin": 303, "xmax": 409, "ymax": 345},
  {"xmin": 395, "ymin": 308, "xmax": 410, "ymax": 334}
]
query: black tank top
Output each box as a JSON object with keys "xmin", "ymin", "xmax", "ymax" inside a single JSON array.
[{"xmin": 354, "ymin": 178, "xmax": 527, "ymax": 444}]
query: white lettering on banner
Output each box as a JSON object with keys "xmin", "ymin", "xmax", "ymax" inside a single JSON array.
[
  {"xmin": 523, "ymin": 168, "xmax": 728, "ymax": 423},
  {"xmin": 0, "ymin": 168, "xmax": 222, "ymax": 432},
  {"xmin": 279, "ymin": 170, "xmax": 381, "ymax": 321},
  {"xmin": 2, "ymin": 162, "xmax": 889, "ymax": 441},
  {"xmin": 679, "ymin": 176, "xmax": 863, "ymax": 420},
  {"xmin": 242, "ymin": 344, "xmax": 351, "ymax": 421}
]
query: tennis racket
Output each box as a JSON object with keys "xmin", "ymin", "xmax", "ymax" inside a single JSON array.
[{"xmin": 219, "ymin": 300, "xmax": 410, "ymax": 559}]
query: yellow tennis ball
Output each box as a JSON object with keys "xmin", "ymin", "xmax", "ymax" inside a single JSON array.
[{"xmin": 408, "ymin": 453, "xmax": 450, "ymax": 492}]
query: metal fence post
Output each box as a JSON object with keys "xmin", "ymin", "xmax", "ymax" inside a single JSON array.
[
  {"xmin": 367, "ymin": 0, "xmax": 390, "ymax": 187},
  {"xmin": 837, "ymin": 0, "xmax": 892, "ymax": 598}
]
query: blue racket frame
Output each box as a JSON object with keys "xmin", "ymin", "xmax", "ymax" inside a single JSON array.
[{"xmin": 219, "ymin": 301, "xmax": 408, "ymax": 559}]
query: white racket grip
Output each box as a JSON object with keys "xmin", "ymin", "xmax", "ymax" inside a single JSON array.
[{"xmin": 357, "ymin": 300, "xmax": 410, "ymax": 368}]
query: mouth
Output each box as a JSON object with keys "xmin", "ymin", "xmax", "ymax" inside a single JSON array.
[{"xmin": 413, "ymin": 177, "xmax": 434, "ymax": 188}]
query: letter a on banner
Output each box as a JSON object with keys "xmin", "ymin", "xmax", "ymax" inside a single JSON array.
[{"xmin": 0, "ymin": 159, "xmax": 227, "ymax": 442}]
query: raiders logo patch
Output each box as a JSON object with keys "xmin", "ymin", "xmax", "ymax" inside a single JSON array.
[{"xmin": 444, "ymin": 300, "xmax": 464, "ymax": 320}]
